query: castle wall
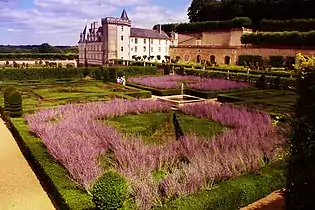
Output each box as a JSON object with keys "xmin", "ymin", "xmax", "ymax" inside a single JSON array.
[
  {"xmin": 170, "ymin": 46, "xmax": 315, "ymax": 65},
  {"xmin": 202, "ymin": 31, "xmax": 230, "ymax": 46}
]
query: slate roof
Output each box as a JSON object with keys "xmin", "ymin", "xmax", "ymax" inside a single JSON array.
[
  {"xmin": 130, "ymin": 28, "xmax": 169, "ymax": 39},
  {"xmin": 120, "ymin": 9, "xmax": 129, "ymax": 20}
]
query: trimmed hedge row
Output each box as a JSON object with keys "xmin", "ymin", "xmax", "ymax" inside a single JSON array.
[
  {"xmin": 0, "ymin": 66, "xmax": 158, "ymax": 81},
  {"xmin": 259, "ymin": 18, "xmax": 315, "ymax": 32},
  {"xmin": 156, "ymin": 162, "xmax": 285, "ymax": 210},
  {"xmin": 238, "ymin": 55, "xmax": 296, "ymax": 69},
  {"xmin": 0, "ymin": 53, "xmax": 78, "ymax": 60},
  {"xmin": 153, "ymin": 17, "xmax": 252, "ymax": 33},
  {"xmin": 185, "ymin": 87, "xmax": 256, "ymax": 99},
  {"xmin": 205, "ymin": 65, "xmax": 295, "ymax": 78},
  {"xmin": 241, "ymin": 31, "xmax": 315, "ymax": 46},
  {"xmin": 176, "ymin": 68, "xmax": 296, "ymax": 89}
]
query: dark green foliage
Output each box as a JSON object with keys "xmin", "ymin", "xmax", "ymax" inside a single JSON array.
[
  {"xmin": 102, "ymin": 69, "xmax": 110, "ymax": 82},
  {"xmin": 91, "ymin": 171, "xmax": 129, "ymax": 210},
  {"xmin": 164, "ymin": 65, "xmax": 171, "ymax": 75},
  {"xmin": 269, "ymin": 56, "xmax": 285, "ymax": 67},
  {"xmin": 241, "ymin": 31, "xmax": 315, "ymax": 46},
  {"xmin": 256, "ymin": 75, "xmax": 267, "ymax": 89},
  {"xmin": 4, "ymin": 90, "xmax": 23, "ymax": 117},
  {"xmin": 3, "ymin": 86, "xmax": 17, "ymax": 101},
  {"xmin": 238, "ymin": 55, "xmax": 263, "ymax": 66},
  {"xmin": 259, "ymin": 19, "xmax": 315, "ymax": 32},
  {"xmin": 92, "ymin": 68, "xmax": 102, "ymax": 80},
  {"xmin": 0, "ymin": 53, "xmax": 78, "ymax": 60},
  {"xmin": 285, "ymin": 69, "xmax": 315, "ymax": 210},
  {"xmin": 172, "ymin": 113, "xmax": 184, "ymax": 140},
  {"xmin": 157, "ymin": 163, "xmax": 285, "ymax": 210},
  {"xmin": 273, "ymin": 76, "xmax": 281, "ymax": 89},
  {"xmin": 117, "ymin": 71, "xmax": 124, "ymax": 77},
  {"xmin": 83, "ymin": 68, "xmax": 90, "ymax": 77},
  {"xmin": 157, "ymin": 17, "xmax": 251, "ymax": 33},
  {"xmin": 108, "ymin": 68, "xmax": 117, "ymax": 82}
]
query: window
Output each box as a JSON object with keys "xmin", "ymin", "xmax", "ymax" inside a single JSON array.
[
  {"xmin": 151, "ymin": 47, "xmax": 153, "ymax": 52},
  {"xmin": 143, "ymin": 46, "xmax": 146, "ymax": 52},
  {"xmin": 158, "ymin": 40, "xmax": 161, "ymax": 45},
  {"xmin": 135, "ymin": 38, "xmax": 138, "ymax": 44},
  {"xmin": 166, "ymin": 40, "xmax": 168, "ymax": 45},
  {"xmin": 158, "ymin": 47, "xmax": 161, "ymax": 52},
  {"xmin": 165, "ymin": 47, "xmax": 167, "ymax": 53},
  {"xmin": 121, "ymin": 26, "xmax": 124, "ymax": 31},
  {"xmin": 121, "ymin": 46, "xmax": 123, "ymax": 52},
  {"xmin": 131, "ymin": 39, "xmax": 133, "ymax": 43},
  {"xmin": 150, "ymin": 39, "xmax": 153, "ymax": 44},
  {"xmin": 144, "ymin": 39, "xmax": 146, "ymax": 44},
  {"xmin": 121, "ymin": 35, "xmax": 123, "ymax": 41},
  {"xmin": 121, "ymin": 57, "xmax": 123, "ymax": 59},
  {"xmin": 184, "ymin": 55, "xmax": 189, "ymax": 62},
  {"xmin": 135, "ymin": 46, "xmax": 137, "ymax": 52},
  {"xmin": 131, "ymin": 47, "xmax": 133, "ymax": 51}
]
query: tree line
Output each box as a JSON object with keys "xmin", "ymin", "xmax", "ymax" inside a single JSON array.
[
  {"xmin": 0, "ymin": 43, "xmax": 78, "ymax": 54},
  {"xmin": 188, "ymin": 0, "xmax": 315, "ymax": 27}
]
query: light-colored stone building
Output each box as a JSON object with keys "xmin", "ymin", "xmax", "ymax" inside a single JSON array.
[
  {"xmin": 169, "ymin": 27, "xmax": 315, "ymax": 65},
  {"xmin": 78, "ymin": 9, "xmax": 171, "ymax": 66}
]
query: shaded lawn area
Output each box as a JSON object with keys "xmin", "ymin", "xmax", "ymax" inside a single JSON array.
[
  {"xmin": 106, "ymin": 111, "xmax": 227, "ymax": 145},
  {"xmin": 221, "ymin": 89, "xmax": 296, "ymax": 114}
]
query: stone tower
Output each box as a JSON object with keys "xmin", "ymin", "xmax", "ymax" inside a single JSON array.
[{"xmin": 101, "ymin": 9, "xmax": 131, "ymax": 63}]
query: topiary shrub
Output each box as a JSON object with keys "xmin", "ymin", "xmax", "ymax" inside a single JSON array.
[
  {"xmin": 3, "ymin": 86, "xmax": 18, "ymax": 108},
  {"xmin": 5, "ymin": 90, "xmax": 23, "ymax": 117},
  {"xmin": 91, "ymin": 171, "xmax": 129, "ymax": 210}
]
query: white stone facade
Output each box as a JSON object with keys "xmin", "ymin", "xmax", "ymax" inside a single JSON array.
[{"xmin": 78, "ymin": 9, "xmax": 170, "ymax": 66}]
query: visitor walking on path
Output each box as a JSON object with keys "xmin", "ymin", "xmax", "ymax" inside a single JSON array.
[{"xmin": 0, "ymin": 119, "xmax": 55, "ymax": 210}]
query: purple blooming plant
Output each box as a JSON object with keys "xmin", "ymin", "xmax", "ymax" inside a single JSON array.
[
  {"xmin": 25, "ymin": 99, "xmax": 284, "ymax": 209},
  {"xmin": 128, "ymin": 75, "xmax": 249, "ymax": 91}
]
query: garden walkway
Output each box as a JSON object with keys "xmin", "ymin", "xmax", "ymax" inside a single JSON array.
[{"xmin": 0, "ymin": 119, "xmax": 55, "ymax": 210}]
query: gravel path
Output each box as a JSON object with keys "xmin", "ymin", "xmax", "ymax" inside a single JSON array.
[
  {"xmin": 240, "ymin": 190, "xmax": 285, "ymax": 210},
  {"xmin": 0, "ymin": 119, "xmax": 55, "ymax": 210}
]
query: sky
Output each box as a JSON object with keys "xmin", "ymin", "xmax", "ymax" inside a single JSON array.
[{"xmin": 0, "ymin": 0, "xmax": 190, "ymax": 45}]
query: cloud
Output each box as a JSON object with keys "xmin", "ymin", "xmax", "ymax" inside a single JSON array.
[{"xmin": 0, "ymin": 0, "xmax": 189, "ymax": 45}]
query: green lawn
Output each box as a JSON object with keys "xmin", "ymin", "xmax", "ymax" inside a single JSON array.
[
  {"xmin": 219, "ymin": 89, "xmax": 296, "ymax": 114},
  {"xmin": 106, "ymin": 111, "xmax": 227, "ymax": 145}
]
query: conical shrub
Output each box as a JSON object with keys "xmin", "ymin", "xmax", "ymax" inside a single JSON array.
[
  {"xmin": 5, "ymin": 90, "xmax": 23, "ymax": 117},
  {"xmin": 3, "ymin": 86, "xmax": 17, "ymax": 108}
]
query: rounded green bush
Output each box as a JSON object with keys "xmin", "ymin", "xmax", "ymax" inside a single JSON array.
[
  {"xmin": 91, "ymin": 171, "xmax": 129, "ymax": 210},
  {"xmin": 3, "ymin": 86, "xmax": 17, "ymax": 100},
  {"xmin": 7, "ymin": 91, "xmax": 22, "ymax": 105}
]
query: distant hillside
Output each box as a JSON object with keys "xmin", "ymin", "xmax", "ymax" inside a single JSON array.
[{"xmin": 0, "ymin": 43, "xmax": 78, "ymax": 54}]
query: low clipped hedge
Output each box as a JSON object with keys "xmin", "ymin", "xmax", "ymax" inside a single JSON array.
[
  {"xmin": 156, "ymin": 162, "xmax": 285, "ymax": 210},
  {"xmin": 0, "ymin": 53, "xmax": 78, "ymax": 61},
  {"xmin": 0, "ymin": 66, "xmax": 158, "ymax": 81},
  {"xmin": 178, "ymin": 68, "xmax": 296, "ymax": 89},
  {"xmin": 185, "ymin": 87, "xmax": 256, "ymax": 99}
]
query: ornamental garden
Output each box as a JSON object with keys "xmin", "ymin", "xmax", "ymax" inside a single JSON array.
[{"xmin": 0, "ymin": 62, "xmax": 295, "ymax": 209}]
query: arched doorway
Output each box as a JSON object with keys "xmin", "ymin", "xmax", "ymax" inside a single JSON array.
[
  {"xmin": 196, "ymin": 55, "xmax": 201, "ymax": 63},
  {"xmin": 224, "ymin": 56, "xmax": 231, "ymax": 65},
  {"xmin": 210, "ymin": 55, "xmax": 216, "ymax": 64}
]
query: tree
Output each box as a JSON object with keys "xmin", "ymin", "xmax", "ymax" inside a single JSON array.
[{"xmin": 285, "ymin": 53, "xmax": 315, "ymax": 210}]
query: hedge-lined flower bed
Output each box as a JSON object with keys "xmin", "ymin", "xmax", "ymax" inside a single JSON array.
[
  {"xmin": 128, "ymin": 75, "xmax": 249, "ymax": 91},
  {"xmin": 25, "ymin": 99, "xmax": 284, "ymax": 209}
]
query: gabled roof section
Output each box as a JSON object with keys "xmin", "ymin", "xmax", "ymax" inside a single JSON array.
[
  {"xmin": 130, "ymin": 28, "xmax": 169, "ymax": 39},
  {"xmin": 120, "ymin": 9, "xmax": 129, "ymax": 20}
]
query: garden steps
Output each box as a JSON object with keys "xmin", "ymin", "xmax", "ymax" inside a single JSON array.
[{"xmin": 0, "ymin": 118, "xmax": 55, "ymax": 210}]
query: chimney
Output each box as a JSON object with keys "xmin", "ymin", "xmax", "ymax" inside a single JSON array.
[{"xmin": 159, "ymin": 24, "xmax": 162, "ymax": 34}]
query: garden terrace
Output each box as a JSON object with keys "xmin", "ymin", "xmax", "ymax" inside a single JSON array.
[
  {"xmin": 217, "ymin": 89, "xmax": 296, "ymax": 115},
  {"xmin": 128, "ymin": 75, "xmax": 251, "ymax": 98},
  {"xmin": 0, "ymin": 79, "xmax": 151, "ymax": 113},
  {"xmin": 21, "ymin": 99, "xmax": 284, "ymax": 209}
]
